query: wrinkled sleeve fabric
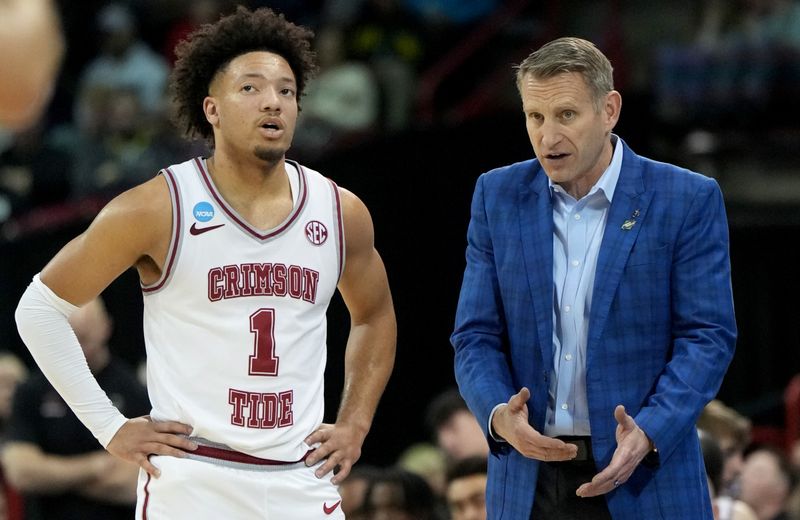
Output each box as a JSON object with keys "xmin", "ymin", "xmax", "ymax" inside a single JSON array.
[
  {"xmin": 451, "ymin": 175, "xmax": 516, "ymax": 445},
  {"xmin": 634, "ymin": 178, "xmax": 736, "ymax": 462}
]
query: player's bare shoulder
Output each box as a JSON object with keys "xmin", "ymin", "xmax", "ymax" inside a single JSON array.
[
  {"xmin": 103, "ymin": 175, "xmax": 174, "ymax": 279},
  {"xmin": 39, "ymin": 174, "xmax": 173, "ymax": 303},
  {"xmin": 337, "ymin": 187, "xmax": 375, "ymax": 255},
  {"xmin": 96, "ymin": 175, "xmax": 172, "ymax": 247}
]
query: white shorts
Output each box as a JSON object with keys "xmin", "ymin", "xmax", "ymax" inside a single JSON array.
[{"xmin": 136, "ymin": 450, "xmax": 344, "ymax": 519}]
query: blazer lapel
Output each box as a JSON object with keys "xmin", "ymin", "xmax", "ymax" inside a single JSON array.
[
  {"xmin": 588, "ymin": 144, "xmax": 653, "ymax": 354},
  {"xmin": 519, "ymin": 164, "xmax": 555, "ymax": 367}
]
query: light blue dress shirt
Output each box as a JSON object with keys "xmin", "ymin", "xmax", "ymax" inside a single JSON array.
[{"xmin": 543, "ymin": 135, "xmax": 623, "ymax": 437}]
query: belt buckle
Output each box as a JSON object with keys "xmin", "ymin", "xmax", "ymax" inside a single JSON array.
[
  {"xmin": 557, "ymin": 436, "xmax": 590, "ymax": 462},
  {"xmin": 573, "ymin": 439, "xmax": 589, "ymax": 461}
]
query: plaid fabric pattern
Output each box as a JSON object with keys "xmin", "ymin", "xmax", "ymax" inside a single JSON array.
[{"xmin": 452, "ymin": 140, "xmax": 736, "ymax": 519}]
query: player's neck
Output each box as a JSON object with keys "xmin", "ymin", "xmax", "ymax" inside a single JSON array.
[
  {"xmin": 207, "ymin": 153, "xmax": 288, "ymax": 198},
  {"xmin": 205, "ymin": 153, "xmax": 294, "ymax": 229}
]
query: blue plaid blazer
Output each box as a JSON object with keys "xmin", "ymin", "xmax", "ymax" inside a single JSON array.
[{"xmin": 451, "ymin": 140, "xmax": 736, "ymax": 519}]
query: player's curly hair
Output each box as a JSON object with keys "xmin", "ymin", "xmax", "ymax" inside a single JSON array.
[{"xmin": 170, "ymin": 6, "xmax": 317, "ymax": 141}]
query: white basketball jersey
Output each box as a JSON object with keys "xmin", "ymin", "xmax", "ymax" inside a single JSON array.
[{"xmin": 141, "ymin": 157, "xmax": 344, "ymax": 461}]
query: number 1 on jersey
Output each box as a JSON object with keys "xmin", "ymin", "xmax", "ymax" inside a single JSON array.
[{"xmin": 249, "ymin": 308, "xmax": 279, "ymax": 376}]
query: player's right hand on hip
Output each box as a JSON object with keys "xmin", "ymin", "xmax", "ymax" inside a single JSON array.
[{"xmin": 106, "ymin": 416, "xmax": 197, "ymax": 478}]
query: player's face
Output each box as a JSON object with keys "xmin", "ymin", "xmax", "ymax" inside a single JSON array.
[
  {"xmin": 205, "ymin": 51, "xmax": 298, "ymax": 164},
  {"xmin": 521, "ymin": 71, "xmax": 620, "ymax": 198}
]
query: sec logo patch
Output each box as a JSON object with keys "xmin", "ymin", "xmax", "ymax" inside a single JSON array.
[{"xmin": 305, "ymin": 221, "xmax": 328, "ymax": 245}]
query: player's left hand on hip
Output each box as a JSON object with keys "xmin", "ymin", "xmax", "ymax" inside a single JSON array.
[
  {"xmin": 575, "ymin": 405, "xmax": 652, "ymax": 498},
  {"xmin": 304, "ymin": 422, "xmax": 367, "ymax": 485}
]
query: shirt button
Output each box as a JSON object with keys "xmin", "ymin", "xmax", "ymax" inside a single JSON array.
[
  {"xmin": 571, "ymin": 260, "xmax": 580, "ymax": 267},
  {"xmin": 565, "ymin": 354, "xmax": 573, "ymax": 361},
  {"xmin": 561, "ymin": 403, "xmax": 569, "ymax": 410},
  {"xmin": 574, "ymin": 214, "xmax": 582, "ymax": 220},
  {"xmin": 564, "ymin": 305, "xmax": 571, "ymax": 312}
]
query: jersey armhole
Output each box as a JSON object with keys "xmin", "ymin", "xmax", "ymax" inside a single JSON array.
[
  {"xmin": 141, "ymin": 168, "xmax": 181, "ymax": 293},
  {"xmin": 328, "ymin": 179, "xmax": 345, "ymax": 282}
]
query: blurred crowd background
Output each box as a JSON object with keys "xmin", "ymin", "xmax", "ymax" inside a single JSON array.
[{"xmin": 2, "ymin": 0, "xmax": 800, "ymax": 518}]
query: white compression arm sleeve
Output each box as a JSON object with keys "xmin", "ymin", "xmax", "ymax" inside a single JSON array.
[{"xmin": 15, "ymin": 274, "xmax": 129, "ymax": 447}]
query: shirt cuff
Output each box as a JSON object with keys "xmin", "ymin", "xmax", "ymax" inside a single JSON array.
[{"xmin": 488, "ymin": 403, "xmax": 508, "ymax": 442}]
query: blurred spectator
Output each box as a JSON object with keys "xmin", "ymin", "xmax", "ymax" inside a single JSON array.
[
  {"xmin": 346, "ymin": 0, "xmax": 424, "ymax": 131},
  {"xmin": 396, "ymin": 442, "xmax": 447, "ymax": 497},
  {"xmin": 402, "ymin": 0, "xmax": 499, "ymax": 26},
  {"xmin": 162, "ymin": 0, "xmax": 227, "ymax": 66},
  {"xmin": 655, "ymin": 0, "xmax": 800, "ymax": 132},
  {"xmin": 339, "ymin": 464, "xmax": 384, "ymax": 518},
  {"xmin": 74, "ymin": 3, "xmax": 169, "ymax": 126},
  {"xmin": 739, "ymin": 446, "xmax": 795, "ymax": 520},
  {"xmin": 293, "ymin": 26, "xmax": 381, "ymax": 160},
  {"xmin": 400, "ymin": 0, "xmax": 500, "ymax": 72},
  {"xmin": 700, "ymin": 429, "xmax": 758, "ymax": 520},
  {"xmin": 68, "ymin": 86, "xmax": 197, "ymax": 199},
  {"xmin": 425, "ymin": 388, "xmax": 489, "ymax": 462},
  {"xmin": 698, "ymin": 399, "xmax": 753, "ymax": 498},
  {"xmin": 445, "ymin": 455, "xmax": 487, "ymax": 520},
  {"xmin": 0, "ymin": 122, "xmax": 72, "ymax": 222},
  {"xmin": 246, "ymin": 0, "xmax": 322, "ymax": 28},
  {"xmin": 358, "ymin": 467, "xmax": 444, "ymax": 520},
  {"xmin": 0, "ymin": 352, "xmax": 27, "ymax": 520},
  {"xmin": 1, "ymin": 297, "xmax": 150, "ymax": 520},
  {"xmin": 0, "ymin": 353, "xmax": 27, "ymax": 441}
]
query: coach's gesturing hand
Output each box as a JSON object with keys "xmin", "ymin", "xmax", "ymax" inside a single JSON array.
[
  {"xmin": 106, "ymin": 416, "xmax": 198, "ymax": 477},
  {"xmin": 576, "ymin": 405, "xmax": 653, "ymax": 497},
  {"xmin": 304, "ymin": 421, "xmax": 367, "ymax": 485},
  {"xmin": 492, "ymin": 387, "xmax": 578, "ymax": 462}
]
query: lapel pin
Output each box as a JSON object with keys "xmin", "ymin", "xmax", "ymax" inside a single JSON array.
[{"xmin": 621, "ymin": 209, "xmax": 640, "ymax": 230}]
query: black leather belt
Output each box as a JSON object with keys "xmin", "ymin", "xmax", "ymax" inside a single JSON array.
[{"xmin": 556, "ymin": 435, "xmax": 593, "ymax": 462}]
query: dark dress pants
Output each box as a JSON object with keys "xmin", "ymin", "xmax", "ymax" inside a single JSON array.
[{"xmin": 530, "ymin": 437, "xmax": 613, "ymax": 520}]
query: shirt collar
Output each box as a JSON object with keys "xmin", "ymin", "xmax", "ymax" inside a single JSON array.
[{"xmin": 549, "ymin": 134, "xmax": 623, "ymax": 203}]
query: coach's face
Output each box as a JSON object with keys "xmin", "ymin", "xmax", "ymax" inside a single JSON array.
[
  {"xmin": 521, "ymin": 71, "xmax": 620, "ymax": 199},
  {"xmin": 204, "ymin": 51, "xmax": 298, "ymax": 164}
]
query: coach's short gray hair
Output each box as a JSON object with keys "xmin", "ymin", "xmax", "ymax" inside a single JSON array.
[{"xmin": 515, "ymin": 37, "xmax": 614, "ymax": 111}]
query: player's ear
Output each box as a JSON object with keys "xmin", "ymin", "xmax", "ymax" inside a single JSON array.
[{"xmin": 203, "ymin": 96, "xmax": 219, "ymax": 126}]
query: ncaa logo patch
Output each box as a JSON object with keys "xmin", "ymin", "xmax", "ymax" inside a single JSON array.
[
  {"xmin": 193, "ymin": 201, "xmax": 215, "ymax": 222},
  {"xmin": 305, "ymin": 221, "xmax": 328, "ymax": 245}
]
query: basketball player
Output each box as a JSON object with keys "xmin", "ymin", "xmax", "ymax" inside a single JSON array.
[
  {"xmin": 14, "ymin": 7, "xmax": 396, "ymax": 519},
  {"xmin": 0, "ymin": 0, "xmax": 64, "ymax": 129}
]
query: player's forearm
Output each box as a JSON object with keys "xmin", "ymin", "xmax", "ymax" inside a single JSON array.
[{"xmin": 336, "ymin": 308, "xmax": 396, "ymax": 433}]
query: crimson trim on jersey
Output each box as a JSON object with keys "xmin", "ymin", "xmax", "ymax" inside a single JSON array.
[
  {"xmin": 142, "ymin": 168, "xmax": 181, "ymax": 293},
  {"xmin": 193, "ymin": 157, "xmax": 308, "ymax": 241},
  {"xmin": 192, "ymin": 444, "xmax": 311, "ymax": 466},
  {"xmin": 328, "ymin": 179, "xmax": 345, "ymax": 280},
  {"xmin": 141, "ymin": 472, "xmax": 152, "ymax": 519}
]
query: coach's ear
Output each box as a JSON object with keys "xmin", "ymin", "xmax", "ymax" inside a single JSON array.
[{"xmin": 203, "ymin": 96, "xmax": 219, "ymax": 127}]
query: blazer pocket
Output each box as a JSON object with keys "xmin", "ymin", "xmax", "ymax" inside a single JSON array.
[{"xmin": 626, "ymin": 242, "xmax": 670, "ymax": 267}]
